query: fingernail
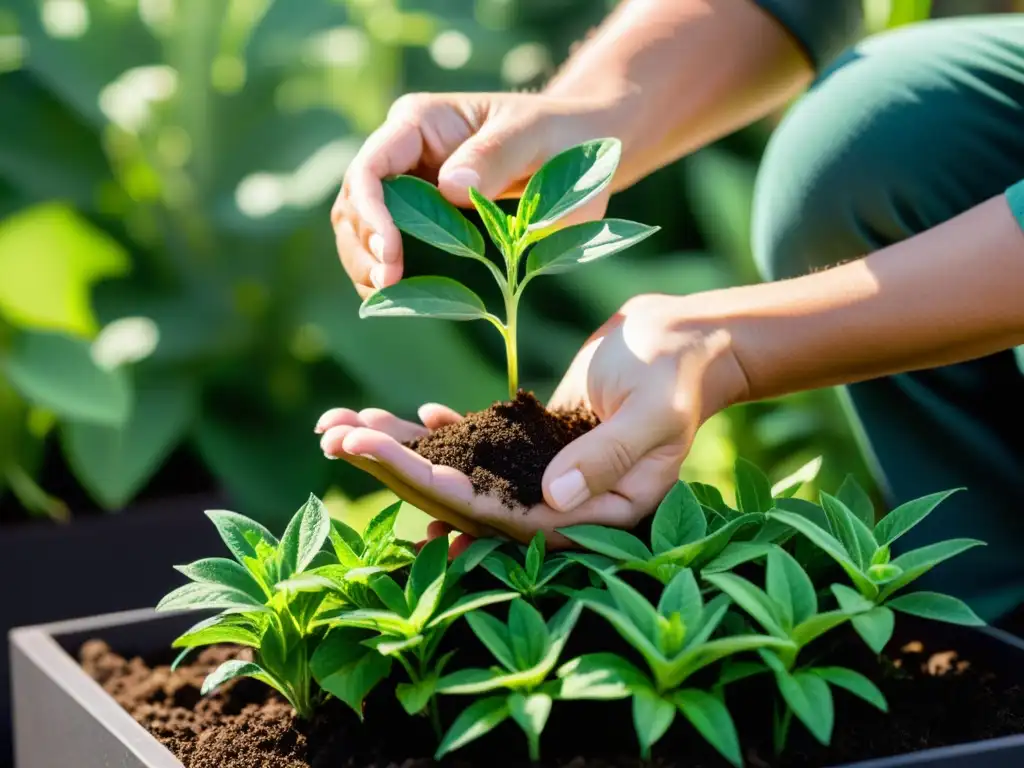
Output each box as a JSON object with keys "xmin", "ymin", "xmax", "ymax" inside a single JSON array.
[
  {"xmin": 440, "ymin": 167, "xmax": 481, "ymax": 191},
  {"xmin": 369, "ymin": 233, "xmax": 385, "ymax": 262},
  {"xmin": 323, "ymin": 452, "xmax": 339, "ymax": 461},
  {"xmin": 370, "ymin": 264, "xmax": 385, "ymax": 290},
  {"xmin": 549, "ymin": 469, "xmax": 589, "ymax": 511}
]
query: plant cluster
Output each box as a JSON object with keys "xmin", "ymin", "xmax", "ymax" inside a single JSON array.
[{"xmin": 159, "ymin": 457, "xmax": 985, "ymax": 765}]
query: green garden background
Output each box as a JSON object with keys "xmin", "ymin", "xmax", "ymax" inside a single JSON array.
[{"xmin": 0, "ymin": 0, "xmax": 1013, "ymax": 537}]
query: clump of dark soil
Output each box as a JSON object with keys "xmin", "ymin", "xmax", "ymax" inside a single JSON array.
[
  {"xmin": 81, "ymin": 619, "xmax": 1024, "ymax": 768},
  {"xmin": 407, "ymin": 391, "xmax": 599, "ymax": 508}
]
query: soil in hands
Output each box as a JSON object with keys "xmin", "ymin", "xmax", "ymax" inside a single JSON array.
[
  {"xmin": 82, "ymin": 612, "xmax": 1024, "ymax": 768},
  {"xmin": 407, "ymin": 391, "xmax": 599, "ymax": 508}
]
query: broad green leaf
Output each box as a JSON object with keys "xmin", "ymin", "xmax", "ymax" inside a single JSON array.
[
  {"xmin": 508, "ymin": 692, "xmax": 552, "ymax": 744},
  {"xmin": 310, "ymin": 629, "xmax": 392, "ymax": 718},
  {"xmin": 436, "ymin": 696, "xmax": 510, "ymax": 759},
  {"xmin": 448, "ymin": 537, "xmax": 504, "ymax": 583},
  {"xmin": 851, "ymin": 607, "xmax": 896, "ymax": 654},
  {"xmin": 704, "ymin": 573, "xmax": 785, "ymax": 638},
  {"xmin": 767, "ymin": 510, "xmax": 878, "ymax": 599},
  {"xmin": 370, "ymin": 635, "xmax": 424, "ymax": 656},
  {"xmin": 172, "ymin": 614, "xmax": 262, "ymax": 649},
  {"xmin": 429, "ymin": 590, "xmax": 520, "ymax": 628},
  {"xmin": 690, "ymin": 482, "xmax": 734, "ymax": 515},
  {"xmin": 206, "ymin": 509, "xmax": 279, "ymax": 569},
  {"xmin": 407, "ymin": 574, "xmax": 446, "ymax": 631},
  {"xmin": 362, "ymin": 501, "xmax": 400, "ymax": 550},
  {"xmin": 556, "ymin": 653, "xmax": 647, "ymax": 700},
  {"xmin": 652, "ymin": 481, "xmax": 707, "ymax": 554},
  {"xmin": 837, "ymin": 475, "xmax": 876, "ymax": 527},
  {"xmin": 657, "ymin": 514, "xmax": 761, "ymax": 570},
  {"xmin": 658, "ymin": 568, "xmax": 703, "ymax": 634},
  {"xmin": 770, "ymin": 456, "xmax": 823, "ymax": 499},
  {"xmin": 791, "ymin": 610, "xmax": 853, "ymax": 649},
  {"xmin": 578, "ymin": 592, "xmax": 664, "ymax": 675},
  {"xmin": 874, "ymin": 489, "xmax": 962, "ymax": 547},
  {"xmin": 525, "ymin": 532, "xmax": 545, "ymax": 583},
  {"xmin": 879, "ymin": 538, "xmax": 985, "ymax": 601},
  {"xmin": 600, "ymin": 572, "xmax": 661, "ymax": 644},
  {"xmin": 703, "ymin": 541, "xmax": 775, "ymax": 574},
  {"xmin": 766, "ymin": 548, "xmax": 817, "ymax": 627},
  {"xmin": 408, "ymin": 536, "xmax": 449, "ymax": 605},
  {"xmin": 777, "ymin": 669, "xmax": 834, "ymax": 745},
  {"xmin": 887, "ymin": 592, "xmax": 984, "ymax": 626},
  {"xmin": 321, "ymin": 608, "xmax": 412, "ymax": 635},
  {"xmin": 382, "ymin": 175, "xmax": 485, "ymax": 259},
  {"xmin": 688, "ymin": 594, "xmax": 732, "ymax": 649},
  {"xmin": 524, "ymin": 219, "xmax": 658, "ymax": 279},
  {"xmin": 519, "ymin": 139, "xmax": 622, "ymax": 231},
  {"xmin": 329, "ymin": 520, "xmax": 364, "ymax": 566},
  {"xmin": 545, "ymin": 600, "xmax": 584, "ymax": 655},
  {"xmin": 673, "ymin": 635, "xmax": 795, "ymax": 685},
  {"xmin": 508, "ymin": 601, "xmax": 549, "ymax": 669},
  {"xmin": 633, "ymin": 688, "xmax": 676, "ymax": 758},
  {"xmin": 2, "ymin": 329, "xmax": 130, "ymax": 426},
  {"xmin": 201, "ymin": 660, "xmax": 287, "ymax": 698},
  {"xmin": 537, "ymin": 558, "xmax": 574, "ymax": 588},
  {"xmin": 735, "ymin": 458, "xmax": 774, "ymax": 514},
  {"xmin": 468, "ymin": 187, "xmax": 511, "ymax": 255},
  {"xmin": 278, "ymin": 494, "xmax": 331, "ymax": 579},
  {"xmin": 156, "ymin": 582, "xmax": 268, "ymax": 614},
  {"xmin": 466, "ymin": 609, "xmax": 517, "ymax": 671},
  {"xmin": 812, "ymin": 667, "xmax": 888, "ymax": 711},
  {"xmin": 480, "ymin": 551, "xmax": 522, "ymax": 591},
  {"xmin": 437, "ymin": 667, "xmax": 511, "ymax": 695},
  {"xmin": 359, "ymin": 277, "xmax": 490, "ymax": 322},
  {"xmin": 174, "ymin": 557, "xmax": 266, "ymax": 603},
  {"xmin": 831, "ymin": 583, "xmax": 876, "ymax": 614},
  {"xmin": 397, "ymin": 678, "xmax": 436, "ymax": 715},
  {"xmin": 820, "ymin": 492, "xmax": 876, "ymax": 569},
  {"xmin": 674, "ymin": 689, "xmax": 743, "ymax": 768},
  {"xmin": 557, "ymin": 524, "xmax": 652, "ymax": 563},
  {"xmin": 368, "ymin": 573, "xmax": 409, "ymax": 616},
  {"xmin": 756, "ymin": 497, "xmax": 831, "ymax": 544}
]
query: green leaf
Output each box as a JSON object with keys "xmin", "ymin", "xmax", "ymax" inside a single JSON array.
[
  {"xmin": 448, "ymin": 537, "xmax": 504, "ymax": 583},
  {"xmin": 156, "ymin": 582, "xmax": 268, "ymax": 613},
  {"xmin": 674, "ymin": 689, "xmax": 743, "ymax": 768},
  {"xmin": 690, "ymin": 482, "xmax": 735, "ymax": 516},
  {"xmin": 370, "ymin": 635, "xmax": 424, "ymax": 656},
  {"xmin": 524, "ymin": 219, "xmax": 658, "ymax": 279},
  {"xmin": 508, "ymin": 600, "xmax": 550, "ymax": 669},
  {"xmin": 879, "ymin": 538, "xmax": 985, "ymax": 601},
  {"xmin": 2, "ymin": 329, "xmax": 130, "ymax": 425},
  {"xmin": 851, "ymin": 607, "xmax": 896, "ymax": 654},
  {"xmin": 556, "ymin": 524, "xmax": 652, "ymax": 563},
  {"xmin": 362, "ymin": 501, "xmax": 400, "ymax": 549},
  {"xmin": 407, "ymin": 574, "xmax": 446, "ymax": 631},
  {"xmin": 508, "ymin": 692, "xmax": 552, "ymax": 746},
  {"xmin": 578, "ymin": 591, "xmax": 664, "ymax": 674},
  {"xmin": 206, "ymin": 509, "xmax": 280, "ymax": 570},
  {"xmin": 776, "ymin": 669, "xmax": 834, "ymax": 745},
  {"xmin": 689, "ymin": 594, "xmax": 732, "ymax": 648},
  {"xmin": 172, "ymin": 614, "xmax": 262, "ymax": 649},
  {"xmin": 525, "ymin": 532, "xmax": 545, "ymax": 584},
  {"xmin": 382, "ymin": 175, "xmax": 485, "ymax": 259},
  {"xmin": 836, "ymin": 475, "xmax": 876, "ymax": 527},
  {"xmin": 329, "ymin": 520, "xmax": 365, "ymax": 566},
  {"xmin": 812, "ymin": 667, "xmax": 888, "ymax": 712},
  {"xmin": 174, "ymin": 557, "xmax": 266, "ymax": 603},
  {"xmin": 278, "ymin": 494, "xmax": 331, "ymax": 579},
  {"xmin": 831, "ymin": 583, "xmax": 876, "ymax": 614},
  {"xmin": 310, "ymin": 629, "xmax": 392, "ymax": 718},
  {"xmin": 201, "ymin": 660, "xmax": 287, "ymax": 698},
  {"xmin": 436, "ymin": 696, "xmax": 510, "ymax": 759},
  {"xmin": 887, "ymin": 592, "xmax": 984, "ymax": 626},
  {"xmin": 519, "ymin": 139, "xmax": 622, "ymax": 231},
  {"xmin": 704, "ymin": 572, "xmax": 785, "ymax": 637},
  {"xmin": 469, "ymin": 187, "xmax": 511, "ymax": 254},
  {"xmin": 658, "ymin": 568, "xmax": 703, "ymax": 634},
  {"xmin": 359, "ymin": 276, "xmax": 490, "ymax": 322},
  {"xmin": 703, "ymin": 541, "xmax": 775, "ymax": 573},
  {"xmin": 651, "ymin": 481, "xmax": 707, "ymax": 554},
  {"xmin": 874, "ymin": 489, "xmax": 961, "ymax": 547},
  {"xmin": 466, "ymin": 609, "xmax": 518, "ymax": 671},
  {"xmin": 600, "ymin": 571, "xmax": 662, "ymax": 644},
  {"xmin": 770, "ymin": 456, "xmax": 823, "ymax": 499},
  {"xmin": 397, "ymin": 678, "xmax": 437, "ymax": 715},
  {"xmin": 820, "ymin": 492, "xmax": 877, "ymax": 569},
  {"xmin": 368, "ymin": 573, "xmax": 409, "ymax": 616},
  {"xmin": 437, "ymin": 667, "xmax": 511, "ymax": 695},
  {"xmin": 556, "ymin": 653, "xmax": 647, "ymax": 700},
  {"xmin": 320, "ymin": 608, "xmax": 412, "ymax": 635},
  {"xmin": 790, "ymin": 610, "xmax": 854, "ymax": 649},
  {"xmin": 657, "ymin": 514, "xmax": 761, "ymax": 570},
  {"xmin": 428, "ymin": 590, "xmax": 519, "ymax": 628},
  {"xmin": 632, "ymin": 688, "xmax": 676, "ymax": 758},
  {"xmin": 408, "ymin": 536, "xmax": 449, "ymax": 605},
  {"xmin": 735, "ymin": 458, "xmax": 774, "ymax": 514},
  {"xmin": 672, "ymin": 635, "xmax": 795, "ymax": 686},
  {"xmin": 766, "ymin": 547, "xmax": 817, "ymax": 628}
]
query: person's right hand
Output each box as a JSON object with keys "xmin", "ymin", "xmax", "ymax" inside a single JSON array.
[{"xmin": 332, "ymin": 92, "xmax": 614, "ymax": 298}]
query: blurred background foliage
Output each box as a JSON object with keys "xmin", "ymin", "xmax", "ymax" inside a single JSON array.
[{"xmin": 0, "ymin": 0, "xmax": 1014, "ymax": 533}]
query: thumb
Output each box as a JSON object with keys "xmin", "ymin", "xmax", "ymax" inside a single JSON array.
[
  {"xmin": 542, "ymin": 398, "xmax": 667, "ymax": 513},
  {"xmin": 437, "ymin": 121, "xmax": 539, "ymax": 207}
]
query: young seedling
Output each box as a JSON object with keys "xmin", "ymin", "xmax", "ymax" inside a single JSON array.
[
  {"xmin": 555, "ymin": 568, "xmax": 794, "ymax": 765},
  {"xmin": 705, "ymin": 547, "xmax": 888, "ymax": 753},
  {"xmin": 316, "ymin": 536, "xmax": 519, "ymax": 735},
  {"xmin": 360, "ymin": 138, "xmax": 659, "ymax": 397},
  {"xmin": 433, "ymin": 600, "xmax": 583, "ymax": 762},
  {"xmin": 480, "ymin": 532, "xmax": 579, "ymax": 600},
  {"xmin": 766, "ymin": 485, "xmax": 986, "ymax": 652}
]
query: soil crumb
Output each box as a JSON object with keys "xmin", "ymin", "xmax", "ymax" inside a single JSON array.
[{"xmin": 407, "ymin": 391, "xmax": 599, "ymax": 508}]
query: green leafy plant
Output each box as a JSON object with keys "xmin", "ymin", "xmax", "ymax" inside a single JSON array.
[
  {"xmin": 434, "ymin": 600, "xmax": 583, "ymax": 761},
  {"xmin": 555, "ymin": 568, "xmax": 793, "ymax": 765},
  {"xmin": 360, "ymin": 139, "xmax": 660, "ymax": 397},
  {"xmin": 706, "ymin": 547, "xmax": 887, "ymax": 752},
  {"xmin": 481, "ymin": 532, "xmax": 580, "ymax": 599},
  {"xmin": 767, "ymin": 484, "xmax": 985, "ymax": 652}
]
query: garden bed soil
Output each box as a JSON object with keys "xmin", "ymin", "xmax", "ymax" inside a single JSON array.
[
  {"xmin": 407, "ymin": 391, "xmax": 599, "ymax": 508},
  {"xmin": 79, "ymin": 612, "xmax": 1024, "ymax": 768}
]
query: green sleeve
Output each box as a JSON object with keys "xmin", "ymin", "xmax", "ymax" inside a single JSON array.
[
  {"xmin": 751, "ymin": 0, "xmax": 864, "ymax": 71},
  {"xmin": 1006, "ymin": 178, "xmax": 1024, "ymax": 230}
]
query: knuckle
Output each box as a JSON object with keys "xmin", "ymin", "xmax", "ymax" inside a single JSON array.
[{"xmin": 599, "ymin": 438, "xmax": 637, "ymax": 480}]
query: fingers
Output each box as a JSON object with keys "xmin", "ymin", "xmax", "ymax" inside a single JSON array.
[
  {"xmin": 315, "ymin": 407, "xmax": 429, "ymax": 443},
  {"xmin": 417, "ymin": 403, "xmax": 462, "ymax": 430}
]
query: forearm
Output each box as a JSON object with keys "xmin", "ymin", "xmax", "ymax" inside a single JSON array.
[
  {"xmin": 544, "ymin": 0, "xmax": 815, "ymax": 188},
  {"xmin": 700, "ymin": 196, "xmax": 1024, "ymax": 403}
]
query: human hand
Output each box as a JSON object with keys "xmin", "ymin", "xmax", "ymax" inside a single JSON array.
[
  {"xmin": 316, "ymin": 293, "xmax": 750, "ymax": 547},
  {"xmin": 332, "ymin": 91, "xmax": 617, "ymax": 299}
]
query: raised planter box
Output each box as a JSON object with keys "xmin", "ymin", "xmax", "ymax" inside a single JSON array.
[
  {"xmin": 0, "ymin": 493, "xmax": 226, "ymax": 767},
  {"xmin": 10, "ymin": 609, "xmax": 1024, "ymax": 768}
]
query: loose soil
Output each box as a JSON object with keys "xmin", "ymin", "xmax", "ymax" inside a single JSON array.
[
  {"xmin": 407, "ymin": 391, "xmax": 599, "ymax": 508},
  {"xmin": 82, "ymin": 613, "xmax": 1024, "ymax": 768}
]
